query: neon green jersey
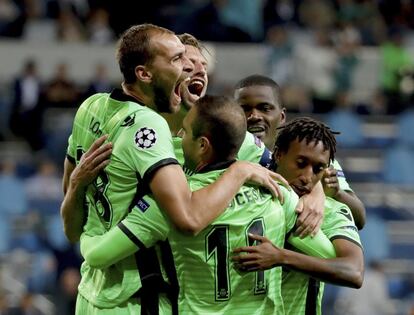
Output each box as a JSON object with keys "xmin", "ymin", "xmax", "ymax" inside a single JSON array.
[
  {"xmin": 282, "ymin": 198, "xmax": 362, "ymax": 315},
  {"xmin": 119, "ymin": 162, "xmax": 334, "ymax": 314},
  {"xmin": 67, "ymin": 89, "xmax": 178, "ymax": 308},
  {"xmin": 122, "ymin": 163, "xmax": 297, "ymax": 314}
]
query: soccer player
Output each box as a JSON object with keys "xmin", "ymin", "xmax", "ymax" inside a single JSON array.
[
  {"xmin": 234, "ymin": 74, "xmax": 366, "ymax": 229},
  {"xmin": 80, "ymin": 96, "xmax": 337, "ymax": 314},
  {"xmin": 232, "ymin": 117, "xmax": 364, "ymax": 315},
  {"xmin": 163, "ymin": 34, "xmax": 324, "ymax": 234},
  {"xmin": 61, "ymin": 24, "xmax": 285, "ymax": 314},
  {"xmin": 161, "ymin": 33, "xmax": 274, "ymax": 171}
]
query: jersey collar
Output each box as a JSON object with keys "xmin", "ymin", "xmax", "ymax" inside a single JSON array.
[
  {"xmin": 110, "ymin": 88, "xmax": 141, "ymax": 104},
  {"xmin": 197, "ymin": 160, "xmax": 236, "ymax": 174}
]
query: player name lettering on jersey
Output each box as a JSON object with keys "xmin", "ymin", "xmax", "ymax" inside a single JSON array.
[{"xmin": 228, "ymin": 186, "xmax": 267, "ymax": 209}]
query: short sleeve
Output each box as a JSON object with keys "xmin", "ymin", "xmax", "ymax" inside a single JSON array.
[
  {"xmin": 116, "ymin": 110, "xmax": 178, "ymax": 182},
  {"xmin": 323, "ymin": 198, "xmax": 362, "ymax": 248},
  {"xmin": 120, "ymin": 195, "xmax": 171, "ymax": 249},
  {"xmin": 66, "ymin": 134, "xmax": 76, "ymax": 163}
]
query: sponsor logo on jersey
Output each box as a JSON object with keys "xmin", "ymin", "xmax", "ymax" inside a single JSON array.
[
  {"xmin": 121, "ymin": 114, "xmax": 135, "ymax": 127},
  {"xmin": 134, "ymin": 127, "xmax": 157, "ymax": 149},
  {"xmin": 339, "ymin": 208, "xmax": 353, "ymax": 222}
]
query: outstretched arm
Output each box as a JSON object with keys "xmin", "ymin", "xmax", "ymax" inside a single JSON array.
[
  {"xmin": 232, "ymin": 234, "xmax": 364, "ymax": 288},
  {"xmin": 80, "ymin": 227, "xmax": 137, "ymax": 269},
  {"xmin": 150, "ymin": 161, "xmax": 289, "ymax": 235},
  {"xmin": 61, "ymin": 140, "xmax": 288, "ymax": 240}
]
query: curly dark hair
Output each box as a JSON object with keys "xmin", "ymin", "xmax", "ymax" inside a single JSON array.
[{"xmin": 275, "ymin": 117, "xmax": 340, "ymax": 163}]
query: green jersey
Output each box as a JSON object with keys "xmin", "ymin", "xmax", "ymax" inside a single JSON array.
[
  {"xmin": 120, "ymin": 162, "xmax": 334, "ymax": 314},
  {"xmin": 282, "ymin": 198, "xmax": 362, "ymax": 315},
  {"xmin": 67, "ymin": 89, "xmax": 178, "ymax": 309},
  {"xmin": 122, "ymin": 162, "xmax": 298, "ymax": 314},
  {"xmin": 173, "ymin": 131, "xmax": 272, "ymax": 171}
]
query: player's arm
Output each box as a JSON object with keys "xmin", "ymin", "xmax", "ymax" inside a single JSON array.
[
  {"xmin": 233, "ymin": 234, "xmax": 364, "ymax": 288},
  {"xmin": 294, "ymin": 181, "xmax": 325, "ymax": 238},
  {"xmin": 150, "ymin": 160, "xmax": 288, "ymax": 235},
  {"xmin": 323, "ymin": 166, "xmax": 366, "ymax": 229},
  {"xmin": 81, "ymin": 195, "xmax": 168, "ymax": 269},
  {"xmin": 60, "ymin": 135, "xmax": 112, "ymax": 243},
  {"xmin": 62, "ymin": 157, "xmax": 75, "ymax": 195},
  {"xmin": 80, "ymin": 227, "xmax": 137, "ymax": 269}
]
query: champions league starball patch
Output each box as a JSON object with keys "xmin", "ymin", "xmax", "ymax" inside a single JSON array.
[{"xmin": 134, "ymin": 127, "xmax": 157, "ymax": 149}]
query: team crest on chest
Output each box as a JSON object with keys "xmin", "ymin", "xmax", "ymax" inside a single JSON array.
[{"xmin": 134, "ymin": 127, "xmax": 157, "ymax": 149}]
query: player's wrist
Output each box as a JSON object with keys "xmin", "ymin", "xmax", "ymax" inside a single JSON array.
[
  {"xmin": 277, "ymin": 248, "xmax": 294, "ymax": 267},
  {"xmin": 69, "ymin": 175, "xmax": 88, "ymax": 193},
  {"xmin": 229, "ymin": 161, "xmax": 250, "ymax": 182}
]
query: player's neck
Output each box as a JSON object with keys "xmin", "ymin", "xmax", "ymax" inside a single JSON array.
[{"xmin": 121, "ymin": 82, "xmax": 152, "ymax": 108}]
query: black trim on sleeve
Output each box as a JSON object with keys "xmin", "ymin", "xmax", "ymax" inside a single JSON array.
[
  {"xmin": 66, "ymin": 154, "xmax": 76, "ymax": 164},
  {"xmin": 330, "ymin": 235, "xmax": 363, "ymax": 249},
  {"xmin": 142, "ymin": 158, "xmax": 179, "ymax": 186},
  {"xmin": 118, "ymin": 222, "xmax": 146, "ymax": 249},
  {"xmin": 305, "ymin": 278, "xmax": 320, "ymax": 315}
]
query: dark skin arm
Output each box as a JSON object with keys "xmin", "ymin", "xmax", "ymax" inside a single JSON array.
[
  {"xmin": 323, "ymin": 166, "xmax": 366, "ymax": 229},
  {"xmin": 61, "ymin": 135, "xmax": 112, "ymax": 243},
  {"xmin": 294, "ymin": 181, "xmax": 325, "ymax": 238},
  {"xmin": 232, "ymin": 234, "xmax": 364, "ymax": 288}
]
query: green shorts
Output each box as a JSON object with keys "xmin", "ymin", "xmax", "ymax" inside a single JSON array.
[{"xmin": 75, "ymin": 293, "xmax": 172, "ymax": 315}]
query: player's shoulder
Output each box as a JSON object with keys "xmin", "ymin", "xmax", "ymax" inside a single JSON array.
[
  {"xmin": 324, "ymin": 197, "xmax": 354, "ymax": 222},
  {"xmin": 281, "ymin": 185, "xmax": 298, "ymax": 202},
  {"xmin": 76, "ymin": 93, "xmax": 108, "ymax": 112},
  {"xmin": 188, "ymin": 169, "xmax": 223, "ymax": 189}
]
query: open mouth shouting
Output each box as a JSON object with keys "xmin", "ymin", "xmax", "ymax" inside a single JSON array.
[
  {"xmin": 171, "ymin": 79, "xmax": 185, "ymax": 111},
  {"xmin": 182, "ymin": 76, "xmax": 206, "ymax": 107}
]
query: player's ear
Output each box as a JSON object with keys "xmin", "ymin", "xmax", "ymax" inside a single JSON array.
[
  {"xmin": 199, "ymin": 136, "xmax": 210, "ymax": 153},
  {"xmin": 273, "ymin": 148, "xmax": 281, "ymax": 163},
  {"xmin": 280, "ymin": 108, "xmax": 287, "ymax": 124},
  {"xmin": 135, "ymin": 65, "xmax": 152, "ymax": 83}
]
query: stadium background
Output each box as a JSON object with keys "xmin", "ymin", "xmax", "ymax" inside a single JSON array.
[{"xmin": 0, "ymin": 0, "xmax": 413, "ymax": 314}]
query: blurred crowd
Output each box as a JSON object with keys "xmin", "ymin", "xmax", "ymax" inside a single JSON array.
[{"xmin": 0, "ymin": 0, "xmax": 413, "ymax": 44}]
